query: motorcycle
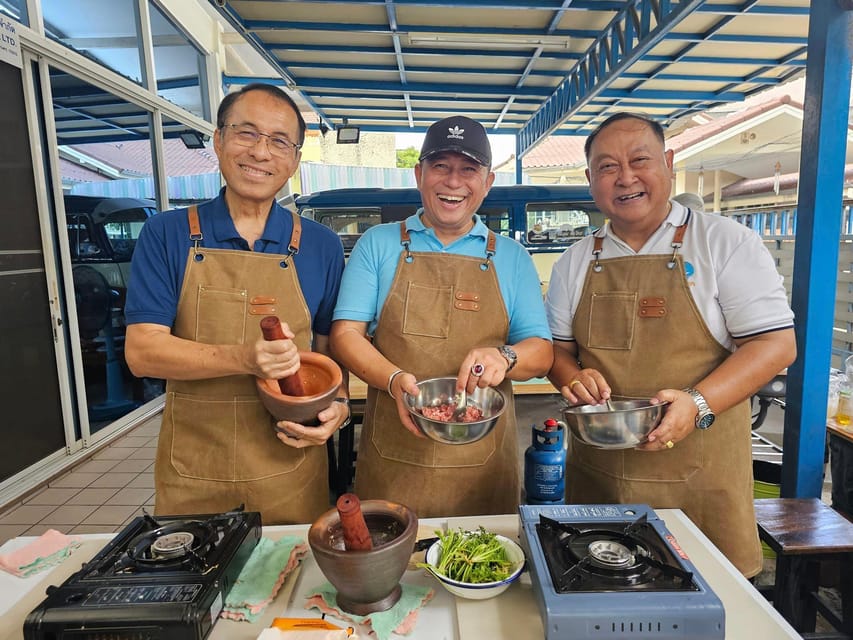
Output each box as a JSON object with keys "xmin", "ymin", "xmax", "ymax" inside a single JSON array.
[{"xmin": 751, "ymin": 373, "xmax": 787, "ymax": 430}]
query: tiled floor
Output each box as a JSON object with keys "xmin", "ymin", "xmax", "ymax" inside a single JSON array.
[{"xmin": 0, "ymin": 417, "xmax": 159, "ymax": 546}]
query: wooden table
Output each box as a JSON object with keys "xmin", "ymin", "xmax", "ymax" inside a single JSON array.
[
  {"xmin": 827, "ymin": 421, "xmax": 853, "ymax": 520},
  {"xmin": 754, "ymin": 497, "xmax": 853, "ymax": 634},
  {"xmin": 0, "ymin": 512, "xmax": 801, "ymax": 640}
]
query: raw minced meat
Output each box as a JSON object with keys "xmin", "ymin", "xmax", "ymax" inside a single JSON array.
[{"xmin": 420, "ymin": 403, "xmax": 484, "ymax": 423}]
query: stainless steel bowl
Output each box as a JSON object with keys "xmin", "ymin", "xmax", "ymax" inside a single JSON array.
[
  {"xmin": 404, "ymin": 377, "xmax": 506, "ymax": 445},
  {"xmin": 561, "ymin": 399, "xmax": 668, "ymax": 449}
]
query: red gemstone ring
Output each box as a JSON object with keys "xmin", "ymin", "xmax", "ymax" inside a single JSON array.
[{"xmin": 471, "ymin": 363, "xmax": 485, "ymax": 376}]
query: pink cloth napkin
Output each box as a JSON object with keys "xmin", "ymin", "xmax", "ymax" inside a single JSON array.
[
  {"xmin": 305, "ymin": 583, "xmax": 434, "ymax": 640},
  {"xmin": 0, "ymin": 529, "xmax": 81, "ymax": 577}
]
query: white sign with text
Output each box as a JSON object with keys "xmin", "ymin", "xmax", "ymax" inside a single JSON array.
[{"xmin": 0, "ymin": 15, "xmax": 21, "ymax": 69}]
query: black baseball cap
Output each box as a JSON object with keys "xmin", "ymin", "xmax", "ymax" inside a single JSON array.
[{"xmin": 419, "ymin": 116, "xmax": 492, "ymax": 167}]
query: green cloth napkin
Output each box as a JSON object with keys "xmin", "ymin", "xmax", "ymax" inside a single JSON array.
[
  {"xmin": 19, "ymin": 543, "xmax": 80, "ymax": 577},
  {"xmin": 305, "ymin": 582, "xmax": 434, "ymax": 640},
  {"xmin": 222, "ymin": 535, "xmax": 307, "ymax": 622}
]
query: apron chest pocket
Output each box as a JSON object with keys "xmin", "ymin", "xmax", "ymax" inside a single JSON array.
[
  {"xmin": 403, "ymin": 282, "xmax": 452, "ymax": 339},
  {"xmin": 195, "ymin": 285, "xmax": 248, "ymax": 344},
  {"xmin": 586, "ymin": 291, "xmax": 637, "ymax": 350}
]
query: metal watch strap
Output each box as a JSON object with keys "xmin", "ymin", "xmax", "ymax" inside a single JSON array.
[
  {"xmin": 498, "ymin": 345, "xmax": 517, "ymax": 372},
  {"xmin": 684, "ymin": 387, "xmax": 714, "ymax": 429}
]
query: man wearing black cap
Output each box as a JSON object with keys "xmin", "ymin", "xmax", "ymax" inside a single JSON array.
[{"xmin": 330, "ymin": 115, "xmax": 553, "ymax": 517}]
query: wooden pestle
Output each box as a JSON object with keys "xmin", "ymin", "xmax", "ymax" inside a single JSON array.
[
  {"xmin": 336, "ymin": 493, "xmax": 374, "ymax": 551},
  {"xmin": 259, "ymin": 316, "xmax": 307, "ymax": 396}
]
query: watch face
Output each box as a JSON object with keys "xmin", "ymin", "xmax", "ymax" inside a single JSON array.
[{"xmin": 697, "ymin": 413, "xmax": 715, "ymax": 430}]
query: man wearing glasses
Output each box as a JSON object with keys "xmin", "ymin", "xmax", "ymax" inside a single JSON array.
[{"xmin": 124, "ymin": 84, "xmax": 348, "ymax": 525}]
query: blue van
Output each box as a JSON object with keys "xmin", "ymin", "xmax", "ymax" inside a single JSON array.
[{"xmin": 295, "ymin": 184, "xmax": 603, "ymax": 287}]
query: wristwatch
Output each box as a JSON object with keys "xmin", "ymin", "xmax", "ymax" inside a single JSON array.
[
  {"xmin": 498, "ymin": 345, "xmax": 518, "ymax": 372},
  {"xmin": 684, "ymin": 387, "xmax": 715, "ymax": 430}
]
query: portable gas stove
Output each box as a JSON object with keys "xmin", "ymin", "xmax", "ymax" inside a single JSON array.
[
  {"xmin": 24, "ymin": 509, "xmax": 261, "ymax": 640},
  {"xmin": 518, "ymin": 504, "xmax": 724, "ymax": 639}
]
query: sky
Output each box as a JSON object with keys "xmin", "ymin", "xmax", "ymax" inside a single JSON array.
[{"xmin": 395, "ymin": 132, "xmax": 518, "ymax": 167}]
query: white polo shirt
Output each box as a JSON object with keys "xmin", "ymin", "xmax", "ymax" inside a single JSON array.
[{"xmin": 544, "ymin": 201, "xmax": 794, "ymax": 352}]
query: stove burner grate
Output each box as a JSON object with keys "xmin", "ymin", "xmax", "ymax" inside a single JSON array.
[
  {"xmin": 537, "ymin": 514, "xmax": 696, "ymax": 593},
  {"xmin": 120, "ymin": 519, "xmax": 219, "ymax": 573}
]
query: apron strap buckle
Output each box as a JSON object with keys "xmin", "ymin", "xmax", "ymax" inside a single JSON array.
[
  {"xmin": 592, "ymin": 247, "xmax": 603, "ymax": 272},
  {"xmin": 667, "ymin": 242, "xmax": 682, "ymax": 270}
]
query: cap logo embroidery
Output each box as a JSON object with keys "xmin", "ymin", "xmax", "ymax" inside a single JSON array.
[{"xmin": 447, "ymin": 125, "xmax": 465, "ymax": 140}]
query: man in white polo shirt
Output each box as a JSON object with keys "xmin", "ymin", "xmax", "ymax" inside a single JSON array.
[{"xmin": 545, "ymin": 112, "xmax": 796, "ymax": 578}]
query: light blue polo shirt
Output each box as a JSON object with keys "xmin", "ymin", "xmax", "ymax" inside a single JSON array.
[{"xmin": 333, "ymin": 211, "xmax": 551, "ymax": 344}]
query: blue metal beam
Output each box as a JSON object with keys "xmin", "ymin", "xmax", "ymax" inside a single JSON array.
[
  {"xmin": 237, "ymin": 0, "xmax": 807, "ymax": 15},
  {"xmin": 243, "ymin": 19, "xmax": 598, "ymax": 39},
  {"xmin": 601, "ymin": 89, "xmax": 745, "ymax": 101},
  {"xmin": 783, "ymin": 0, "xmax": 853, "ymax": 498},
  {"xmin": 245, "ymin": 17, "xmax": 807, "ymax": 47},
  {"xmin": 293, "ymin": 77, "xmax": 553, "ymax": 96},
  {"xmin": 269, "ymin": 43, "xmax": 584, "ymax": 60}
]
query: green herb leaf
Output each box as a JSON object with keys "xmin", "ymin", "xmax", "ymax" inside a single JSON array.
[{"xmin": 417, "ymin": 527, "xmax": 515, "ymax": 584}]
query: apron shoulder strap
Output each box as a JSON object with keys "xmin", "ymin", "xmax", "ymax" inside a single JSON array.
[
  {"xmin": 485, "ymin": 230, "xmax": 496, "ymax": 256},
  {"xmin": 187, "ymin": 205, "xmax": 203, "ymax": 248},
  {"xmin": 288, "ymin": 209, "xmax": 302, "ymax": 255}
]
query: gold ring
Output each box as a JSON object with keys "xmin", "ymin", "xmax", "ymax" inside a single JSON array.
[
  {"xmin": 569, "ymin": 380, "xmax": 582, "ymax": 388},
  {"xmin": 665, "ymin": 440, "xmax": 675, "ymax": 449}
]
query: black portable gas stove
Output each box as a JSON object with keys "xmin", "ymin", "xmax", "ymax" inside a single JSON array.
[
  {"xmin": 518, "ymin": 504, "xmax": 724, "ymax": 640},
  {"xmin": 24, "ymin": 509, "xmax": 261, "ymax": 640}
]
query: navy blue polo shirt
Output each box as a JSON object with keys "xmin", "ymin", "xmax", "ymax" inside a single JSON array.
[{"xmin": 125, "ymin": 188, "xmax": 344, "ymax": 336}]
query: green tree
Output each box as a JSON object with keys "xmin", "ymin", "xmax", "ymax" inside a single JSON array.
[{"xmin": 396, "ymin": 146, "xmax": 420, "ymax": 168}]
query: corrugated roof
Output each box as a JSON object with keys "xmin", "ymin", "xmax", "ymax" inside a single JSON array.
[{"xmin": 213, "ymin": 0, "xmax": 811, "ymax": 159}]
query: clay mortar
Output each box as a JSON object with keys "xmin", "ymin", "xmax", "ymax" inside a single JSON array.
[
  {"xmin": 255, "ymin": 351, "xmax": 342, "ymax": 426},
  {"xmin": 308, "ymin": 500, "xmax": 418, "ymax": 615}
]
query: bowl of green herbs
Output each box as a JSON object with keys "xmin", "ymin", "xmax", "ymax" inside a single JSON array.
[{"xmin": 418, "ymin": 527, "xmax": 525, "ymax": 600}]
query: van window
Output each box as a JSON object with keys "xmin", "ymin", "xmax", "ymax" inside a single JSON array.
[
  {"xmin": 526, "ymin": 202, "xmax": 595, "ymax": 244},
  {"xmin": 478, "ymin": 206, "xmax": 511, "ymax": 236},
  {"xmin": 303, "ymin": 207, "xmax": 382, "ymax": 253}
]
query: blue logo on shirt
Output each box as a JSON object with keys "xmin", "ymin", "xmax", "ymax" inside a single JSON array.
[{"xmin": 684, "ymin": 261, "xmax": 695, "ymax": 278}]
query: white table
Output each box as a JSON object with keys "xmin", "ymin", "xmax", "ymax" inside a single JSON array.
[{"xmin": 0, "ymin": 510, "xmax": 799, "ymax": 640}]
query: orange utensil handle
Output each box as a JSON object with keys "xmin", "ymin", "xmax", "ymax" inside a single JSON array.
[{"xmin": 336, "ymin": 493, "xmax": 374, "ymax": 551}]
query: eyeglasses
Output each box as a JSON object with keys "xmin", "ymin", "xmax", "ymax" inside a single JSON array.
[{"xmin": 224, "ymin": 124, "xmax": 301, "ymax": 156}]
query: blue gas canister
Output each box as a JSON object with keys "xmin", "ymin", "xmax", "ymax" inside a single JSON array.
[{"xmin": 524, "ymin": 418, "xmax": 566, "ymax": 505}]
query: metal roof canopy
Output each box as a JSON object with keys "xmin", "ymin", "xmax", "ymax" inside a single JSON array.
[
  {"xmin": 48, "ymin": 68, "xmax": 198, "ymax": 146},
  {"xmin": 212, "ymin": 0, "xmax": 810, "ymax": 159}
]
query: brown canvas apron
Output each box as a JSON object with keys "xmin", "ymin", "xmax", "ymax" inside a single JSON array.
[
  {"xmin": 567, "ymin": 221, "xmax": 762, "ymax": 577},
  {"xmin": 154, "ymin": 206, "xmax": 329, "ymax": 525},
  {"xmin": 354, "ymin": 225, "xmax": 519, "ymax": 517}
]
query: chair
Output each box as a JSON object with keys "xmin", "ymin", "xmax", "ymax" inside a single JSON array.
[{"xmin": 754, "ymin": 497, "xmax": 853, "ymax": 636}]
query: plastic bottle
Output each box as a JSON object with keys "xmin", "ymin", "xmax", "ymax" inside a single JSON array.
[
  {"xmin": 524, "ymin": 418, "xmax": 566, "ymax": 505},
  {"xmin": 335, "ymin": 493, "xmax": 373, "ymax": 551},
  {"xmin": 837, "ymin": 385, "xmax": 853, "ymax": 426}
]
